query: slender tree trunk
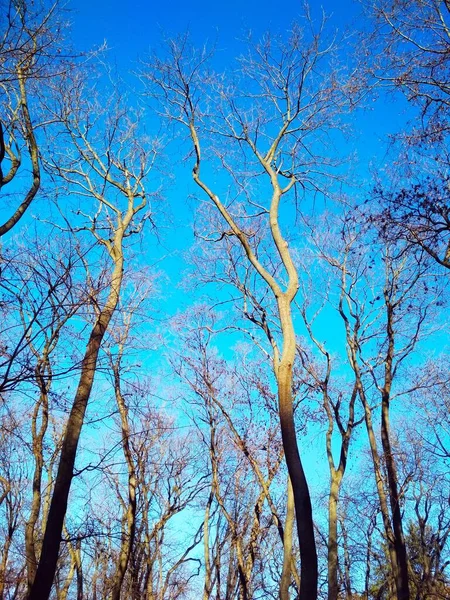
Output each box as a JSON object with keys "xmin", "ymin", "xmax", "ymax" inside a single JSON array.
[
  {"xmin": 57, "ymin": 553, "xmax": 75, "ymax": 600},
  {"xmin": 280, "ymin": 477, "xmax": 295, "ymax": 600},
  {"xmin": 209, "ymin": 389, "xmax": 301, "ymax": 588},
  {"xmin": 28, "ymin": 252, "xmax": 124, "ymax": 600},
  {"xmin": 0, "ymin": 68, "xmax": 40, "ymax": 237},
  {"xmin": 380, "ymin": 300, "xmax": 410, "ymax": 600},
  {"xmin": 341, "ymin": 517, "xmax": 352, "ymax": 600},
  {"xmin": 381, "ymin": 390, "xmax": 409, "ymax": 600},
  {"xmin": 110, "ymin": 362, "xmax": 137, "ymax": 600},
  {"xmin": 327, "ymin": 472, "xmax": 343, "ymax": 600},
  {"xmin": 359, "ymin": 386, "xmax": 401, "ymax": 591},
  {"xmin": 0, "ymin": 535, "xmax": 12, "ymax": 600},
  {"xmin": 25, "ymin": 374, "xmax": 49, "ymax": 591},
  {"xmin": 246, "ymin": 490, "xmax": 266, "ymax": 585},
  {"xmin": 344, "ymin": 311, "xmax": 401, "ymax": 599},
  {"xmin": 365, "ymin": 521, "xmax": 374, "ymax": 599},
  {"xmin": 203, "ymin": 491, "xmax": 214, "ymax": 600},
  {"xmin": 73, "ymin": 539, "xmax": 83, "ymax": 600},
  {"xmin": 190, "ymin": 116, "xmax": 318, "ymax": 599},
  {"xmin": 277, "ymin": 297, "xmax": 317, "ymax": 600}
]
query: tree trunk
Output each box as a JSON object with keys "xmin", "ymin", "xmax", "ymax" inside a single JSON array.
[
  {"xmin": 277, "ymin": 298, "xmax": 317, "ymax": 600},
  {"xmin": 28, "ymin": 253, "xmax": 124, "ymax": 600},
  {"xmin": 110, "ymin": 362, "xmax": 137, "ymax": 600},
  {"xmin": 327, "ymin": 472, "xmax": 343, "ymax": 600},
  {"xmin": 280, "ymin": 477, "xmax": 295, "ymax": 600},
  {"xmin": 202, "ymin": 491, "xmax": 214, "ymax": 600},
  {"xmin": 380, "ymin": 299, "xmax": 410, "ymax": 600},
  {"xmin": 359, "ymin": 385, "xmax": 401, "ymax": 594},
  {"xmin": 381, "ymin": 389, "xmax": 410, "ymax": 600},
  {"xmin": 0, "ymin": 535, "xmax": 12, "ymax": 600},
  {"xmin": 25, "ymin": 382, "xmax": 48, "ymax": 591},
  {"xmin": 0, "ymin": 68, "xmax": 40, "ymax": 237}
]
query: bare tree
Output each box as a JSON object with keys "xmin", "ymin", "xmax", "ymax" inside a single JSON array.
[
  {"xmin": 297, "ymin": 246, "xmax": 364, "ymax": 600},
  {"xmin": 27, "ymin": 71, "xmax": 155, "ymax": 599},
  {"xmin": 331, "ymin": 229, "xmax": 438, "ymax": 600},
  {"xmin": 145, "ymin": 17, "xmax": 349, "ymax": 597},
  {"xmin": 0, "ymin": 407, "xmax": 27, "ymax": 600},
  {"xmin": 363, "ymin": 0, "xmax": 450, "ymax": 269},
  {"xmin": 18, "ymin": 242, "xmax": 88, "ymax": 592},
  {"xmin": 104, "ymin": 288, "xmax": 153, "ymax": 600},
  {"xmin": 366, "ymin": 0, "xmax": 450, "ymax": 143},
  {"xmin": 0, "ymin": 0, "xmax": 68, "ymax": 236},
  {"xmin": 173, "ymin": 313, "xmax": 297, "ymax": 599}
]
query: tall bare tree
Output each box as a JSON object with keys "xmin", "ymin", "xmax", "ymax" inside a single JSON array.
[
  {"xmin": 0, "ymin": 0, "xmax": 68, "ymax": 236},
  {"xmin": 146, "ymin": 18, "xmax": 349, "ymax": 597},
  {"xmin": 364, "ymin": 0, "xmax": 450, "ymax": 269},
  {"xmin": 27, "ymin": 73, "xmax": 155, "ymax": 599}
]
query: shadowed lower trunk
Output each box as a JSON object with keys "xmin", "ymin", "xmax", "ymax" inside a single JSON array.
[
  {"xmin": 277, "ymin": 298, "xmax": 317, "ymax": 600},
  {"xmin": 327, "ymin": 473, "xmax": 343, "ymax": 600},
  {"xmin": 381, "ymin": 390, "xmax": 410, "ymax": 600},
  {"xmin": 380, "ymin": 297, "xmax": 410, "ymax": 600}
]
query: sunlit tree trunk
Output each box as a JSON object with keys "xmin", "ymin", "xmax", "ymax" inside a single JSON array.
[{"xmin": 280, "ymin": 477, "xmax": 295, "ymax": 600}]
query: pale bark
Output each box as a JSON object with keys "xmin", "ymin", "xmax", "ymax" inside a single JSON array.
[
  {"xmin": 203, "ymin": 491, "xmax": 214, "ymax": 600},
  {"xmin": 25, "ymin": 315, "xmax": 67, "ymax": 593},
  {"xmin": 208, "ymin": 416, "xmax": 249, "ymax": 599},
  {"xmin": 204, "ymin": 377, "xmax": 301, "ymax": 589},
  {"xmin": 57, "ymin": 535, "xmax": 76, "ymax": 600},
  {"xmin": 0, "ymin": 476, "xmax": 10, "ymax": 507},
  {"xmin": 338, "ymin": 274, "xmax": 402, "ymax": 599},
  {"xmin": 26, "ymin": 80, "xmax": 148, "ymax": 594},
  {"xmin": 0, "ymin": 492, "xmax": 19, "ymax": 600},
  {"xmin": 302, "ymin": 300, "xmax": 357, "ymax": 600},
  {"xmin": 324, "ymin": 380, "xmax": 357, "ymax": 600},
  {"xmin": 25, "ymin": 365, "xmax": 50, "ymax": 591},
  {"xmin": 280, "ymin": 477, "xmax": 295, "ymax": 600},
  {"xmin": 327, "ymin": 473, "xmax": 343, "ymax": 600},
  {"xmin": 190, "ymin": 122, "xmax": 317, "ymax": 600},
  {"xmin": 341, "ymin": 518, "xmax": 352, "ymax": 600},
  {"xmin": 0, "ymin": 534, "xmax": 12, "ymax": 600}
]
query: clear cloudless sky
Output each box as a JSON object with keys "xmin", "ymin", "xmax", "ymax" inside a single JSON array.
[{"xmin": 69, "ymin": 0, "xmax": 361, "ymax": 61}]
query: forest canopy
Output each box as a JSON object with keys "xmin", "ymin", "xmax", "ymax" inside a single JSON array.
[{"xmin": 0, "ymin": 1, "xmax": 449, "ymax": 599}]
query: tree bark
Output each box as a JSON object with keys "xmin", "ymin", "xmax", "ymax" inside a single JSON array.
[
  {"xmin": 380, "ymin": 300, "xmax": 410, "ymax": 600},
  {"xmin": 280, "ymin": 477, "xmax": 295, "ymax": 600},
  {"xmin": 28, "ymin": 250, "xmax": 124, "ymax": 600},
  {"xmin": 110, "ymin": 360, "xmax": 137, "ymax": 600},
  {"xmin": 277, "ymin": 297, "xmax": 317, "ymax": 600},
  {"xmin": 0, "ymin": 68, "xmax": 40, "ymax": 237},
  {"xmin": 188, "ymin": 101, "xmax": 318, "ymax": 599},
  {"xmin": 25, "ymin": 361, "xmax": 50, "ymax": 592},
  {"xmin": 327, "ymin": 472, "xmax": 343, "ymax": 600}
]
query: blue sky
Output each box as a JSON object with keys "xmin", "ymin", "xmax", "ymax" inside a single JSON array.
[
  {"xmin": 70, "ymin": 0, "xmax": 361, "ymax": 60},
  {"xmin": 1, "ymin": 5, "xmax": 448, "ymax": 588},
  {"xmin": 63, "ymin": 0, "xmax": 414, "ymax": 346},
  {"xmin": 60, "ymin": 0, "xmax": 429, "ymax": 368},
  {"xmin": 67, "ymin": 0, "xmax": 409, "ymax": 178}
]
